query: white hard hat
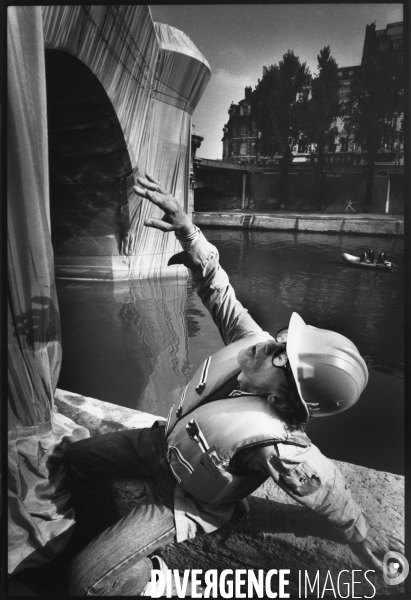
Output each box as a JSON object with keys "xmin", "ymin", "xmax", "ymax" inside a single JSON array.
[{"xmin": 287, "ymin": 313, "xmax": 369, "ymax": 418}]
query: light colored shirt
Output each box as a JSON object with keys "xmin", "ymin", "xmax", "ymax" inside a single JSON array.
[{"xmin": 172, "ymin": 228, "xmax": 368, "ymax": 544}]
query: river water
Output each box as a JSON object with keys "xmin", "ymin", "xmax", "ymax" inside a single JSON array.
[{"xmin": 56, "ymin": 229, "xmax": 404, "ymax": 475}]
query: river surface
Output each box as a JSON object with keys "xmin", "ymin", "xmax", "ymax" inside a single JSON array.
[{"xmin": 56, "ymin": 229, "xmax": 404, "ymax": 475}]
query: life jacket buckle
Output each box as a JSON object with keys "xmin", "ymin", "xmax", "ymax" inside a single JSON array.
[
  {"xmin": 186, "ymin": 419, "xmax": 199, "ymax": 440},
  {"xmin": 186, "ymin": 419, "xmax": 209, "ymax": 453}
]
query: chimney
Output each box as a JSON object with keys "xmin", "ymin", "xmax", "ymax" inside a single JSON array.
[{"xmin": 244, "ymin": 86, "xmax": 252, "ymax": 101}]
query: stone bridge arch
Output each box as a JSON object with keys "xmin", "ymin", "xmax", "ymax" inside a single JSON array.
[
  {"xmin": 45, "ymin": 49, "xmax": 133, "ymax": 271},
  {"xmin": 42, "ymin": 5, "xmax": 211, "ymax": 279}
]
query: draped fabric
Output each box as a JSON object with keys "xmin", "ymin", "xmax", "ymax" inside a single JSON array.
[
  {"xmin": 7, "ymin": 6, "xmax": 89, "ymax": 574},
  {"xmin": 7, "ymin": 4, "xmax": 210, "ymax": 573},
  {"xmin": 41, "ymin": 5, "xmax": 211, "ymax": 280},
  {"xmin": 127, "ymin": 21, "xmax": 209, "ymax": 275}
]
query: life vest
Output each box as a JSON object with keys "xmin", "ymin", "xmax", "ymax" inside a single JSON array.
[{"xmin": 165, "ymin": 332, "xmax": 310, "ymax": 504}]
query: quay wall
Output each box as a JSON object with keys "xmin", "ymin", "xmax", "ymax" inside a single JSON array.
[
  {"xmin": 55, "ymin": 389, "xmax": 404, "ymax": 596},
  {"xmin": 193, "ymin": 212, "xmax": 404, "ymax": 236}
]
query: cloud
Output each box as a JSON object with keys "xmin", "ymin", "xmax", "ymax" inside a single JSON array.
[{"xmin": 211, "ymin": 68, "xmax": 252, "ymax": 91}]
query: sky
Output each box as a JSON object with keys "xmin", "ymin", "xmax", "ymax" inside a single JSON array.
[{"xmin": 150, "ymin": 3, "xmax": 403, "ymax": 159}]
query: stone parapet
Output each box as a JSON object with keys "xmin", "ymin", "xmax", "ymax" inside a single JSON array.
[
  {"xmin": 193, "ymin": 212, "xmax": 404, "ymax": 236},
  {"xmin": 55, "ymin": 389, "xmax": 405, "ymax": 596}
]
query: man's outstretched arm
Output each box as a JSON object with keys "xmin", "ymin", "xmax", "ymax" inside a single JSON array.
[
  {"xmin": 135, "ymin": 174, "xmax": 266, "ymax": 345},
  {"xmin": 244, "ymin": 440, "xmax": 404, "ymax": 574}
]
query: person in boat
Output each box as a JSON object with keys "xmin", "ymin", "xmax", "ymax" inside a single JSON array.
[
  {"xmin": 359, "ymin": 251, "xmax": 368, "ymax": 262},
  {"xmin": 366, "ymin": 248, "xmax": 375, "ymax": 263},
  {"xmin": 63, "ymin": 175, "xmax": 403, "ymax": 596},
  {"xmin": 377, "ymin": 250, "xmax": 388, "ymax": 265}
]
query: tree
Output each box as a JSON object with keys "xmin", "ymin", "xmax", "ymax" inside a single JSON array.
[
  {"xmin": 251, "ymin": 51, "xmax": 310, "ymax": 208},
  {"xmin": 304, "ymin": 46, "xmax": 341, "ymax": 211},
  {"xmin": 343, "ymin": 50, "xmax": 404, "ymax": 212}
]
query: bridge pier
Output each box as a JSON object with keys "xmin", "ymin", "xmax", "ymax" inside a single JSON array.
[{"xmin": 42, "ymin": 6, "xmax": 211, "ymax": 280}]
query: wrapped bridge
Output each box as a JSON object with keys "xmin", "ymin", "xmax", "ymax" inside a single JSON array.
[
  {"xmin": 7, "ymin": 5, "xmax": 210, "ymax": 576},
  {"xmin": 43, "ymin": 5, "xmax": 211, "ymax": 280}
]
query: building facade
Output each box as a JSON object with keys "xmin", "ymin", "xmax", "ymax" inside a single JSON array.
[
  {"xmin": 333, "ymin": 21, "xmax": 404, "ymax": 162},
  {"xmin": 222, "ymin": 86, "xmax": 258, "ymax": 162},
  {"xmin": 362, "ymin": 21, "xmax": 403, "ymax": 66},
  {"xmin": 221, "ymin": 21, "xmax": 403, "ymax": 166}
]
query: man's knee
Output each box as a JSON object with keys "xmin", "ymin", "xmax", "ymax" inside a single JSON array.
[{"xmin": 63, "ymin": 438, "xmax": 90, "ymax": 481}]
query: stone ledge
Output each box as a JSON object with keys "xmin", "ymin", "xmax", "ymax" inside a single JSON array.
[
  {"xmin": 55, "ymin": 389, "xmax": 404, "ymax": 596},
  {"xmin": 193, "ymin": 212, "xmax": 404, "ymax": 236}
]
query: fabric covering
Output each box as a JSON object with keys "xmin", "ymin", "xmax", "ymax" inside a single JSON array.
[
  {"xmin": 7, "ymin": 6, "xmax": 89, "ymax": 574},
  {"xmin": 41, "ymin": 6, "xmax": 211, "ymax": 279},
  {"xmin": 8, "ymin": 3, "xmax": 210, "ymax": 573}
]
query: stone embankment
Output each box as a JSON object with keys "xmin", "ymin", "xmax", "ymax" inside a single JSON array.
[
  {"xmin": 193, "ymin": 212, "xmax": 404, "ymax": 236},
  {"xmin": 55, "ymin": 389, "xmax": 405, "ymax": 597}
]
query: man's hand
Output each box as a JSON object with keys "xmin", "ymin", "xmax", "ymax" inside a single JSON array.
[
  {"xmin": 351, "ymin": 524, "xmax": 404, "ymax": 574},
  {"xmin": 134, "ymin": 174, "xmax": 195, "ymax": 237}
]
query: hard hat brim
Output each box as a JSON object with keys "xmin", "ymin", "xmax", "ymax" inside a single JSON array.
[
  {"xmin": 287, "ymin": 312, "xmax": 310, "ymax": 419},
  {"xmin": 287, "ymin": 312, "xmax": 368, "ymax": 419}
]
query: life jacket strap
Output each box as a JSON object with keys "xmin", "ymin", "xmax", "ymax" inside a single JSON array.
[
  {"xmin": 195, "ymin": 356, "xmax": 212, "ymax": 393},
  {"xmin": 186, "ymin": 419, "xmax": 210, "ymax": 453}
]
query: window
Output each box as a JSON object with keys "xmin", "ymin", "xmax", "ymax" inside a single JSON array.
[
  {"xmin": 380, "ymin": 42, "xmax": 388, "ymax": 52},
  {"xmin": 340, "ymin": 137, "xmax": 349, "ymax": 152},
  {"xmin": 394, "ymin": 39, "xmax": 402, "ymax": 50},
  {"xmin": 240, "ymin": 124, "xmax": 248, "ymax": 136},
  {"xmin": 240, "ymin": 142, "xmax": 247, "ymax": 156}
]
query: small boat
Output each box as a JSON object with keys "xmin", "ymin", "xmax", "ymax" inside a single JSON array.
[{"xmin": 341, "ymin": 253, "xmax": 395, "ymax": 271}]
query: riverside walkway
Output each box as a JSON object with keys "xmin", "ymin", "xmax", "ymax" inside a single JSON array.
[{"xmin": 193, "ymin": 211, "xmax": 404, "ymax": 236}]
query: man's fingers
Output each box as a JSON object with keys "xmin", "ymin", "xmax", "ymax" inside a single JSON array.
[
  {"xmin": 134, "ymin": 185, "xmax": 163, "ymax": 208},
  {"xmin": 388, "ymin": 536, "xmax": 405, "ymax": 553},
  {"xmin": 135, "ymin": 178, "xmax": 159, "ymax": 192},
  {"xmin": 136, "ymin": 175, "xmax": 166, "ymax": 195},
  {"xmin": 144, "ymin": 218, "xmax": 174, "ymax": 232},
  {"xmin": 365, "ymin": 549, "xmax": 384, "ymax": 573},
  {"xmin": 388, "ymin": 533, "xmax": 404, "ymax": 546},
  {"xmin": 134, "ymin": 185, "xmax": 148, "ymax": 198},
  {"xmin": 145, "ymin": 173, "xmax": 161, "ymax": 186}
]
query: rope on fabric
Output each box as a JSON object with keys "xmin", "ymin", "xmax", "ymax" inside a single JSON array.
[
  {"xmin": 110, "ymin": 5, "xmax": 194, "ymax": 111},
  {"xmin": 79, "ymin": 6, "xmax": 153, "ymax": 96},
  {"xmin": 80, "ymin": 5, "xmax": 194, "ymax": 112}
]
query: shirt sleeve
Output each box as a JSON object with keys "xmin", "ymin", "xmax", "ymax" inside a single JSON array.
[
  {"xmin": 174, "ymin": 228, "xmax": 264, "ymax": 345},
  {"xmin": 239, "ymin": 442, "xmax": 368, "ymax": 544}
]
